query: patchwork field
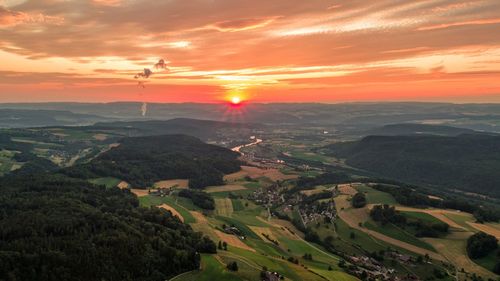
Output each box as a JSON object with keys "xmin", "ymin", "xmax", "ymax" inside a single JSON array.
[
  {"xmin": 423, "ymin": 233, "xmax": 497, "ymax": 280},
  {"xmin": 206, "ymin": 184, "xmax": 246, "ymax": 193},
  {"xmin": 214, "ymin": 198, "xmax": 234, "ymax": 217},
  {"xmin": 154, "ymin": 179, "xmax": 189, "ymax": 189},
  {"xmin": 334, "ymin": 195, "xmax": 445, "ymax": 261},
  {"xmin": 224, "ymin": 165, "xmax": 298, "ymax": 182},
  {"xmin": 337, "ymin": 183, "xmax": 357, "ymax": 195}
]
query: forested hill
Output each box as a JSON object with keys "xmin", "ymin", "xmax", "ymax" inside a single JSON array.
[
  {"xmin": 0, "ymin": 174, "xmax": 216, "ymax": 281},
  {"xmin": 324, "ymin": 134, "xmax": 500, "ymax": 197},
  {"xmin": 64, "ymin": 134, "xmax": 242, "ymax": 188},
  {"xmin": 90, "ymin": 118, "xmax": 258, "ymax": 139},
  {"xmin": 365, "ymin": 123, "xmax": 477, "ymax": 136}
]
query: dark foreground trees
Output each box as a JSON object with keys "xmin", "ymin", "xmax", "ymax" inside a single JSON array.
[
  {"xmin": 0, "ymin": 174, "xmax": 215, "ymax": 281},
  {"xmin": 466, "ymin": 232, "xmax": 498, "ymax": 259}
]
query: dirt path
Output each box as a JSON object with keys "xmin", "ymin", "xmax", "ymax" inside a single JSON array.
[
  {"xmin": 467, "ymin": 222, "xmax": 500, "ymax": 239},
  {"xmin": 158, "ymin": 204, "xmax": 184, "ymax": 222},
  {"xmin": 336, "ymin": 196, "xmax": 445, "ymax": 261}
]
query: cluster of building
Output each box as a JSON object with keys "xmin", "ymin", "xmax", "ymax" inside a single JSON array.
[{"xmin": 298, "ymin": 199, "xmax": 337, "ymax": 225}]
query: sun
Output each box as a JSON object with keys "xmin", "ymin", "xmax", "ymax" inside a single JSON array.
[{"xmin": 231, "ymin": 96, "xmax": 241, "ymax": 105}]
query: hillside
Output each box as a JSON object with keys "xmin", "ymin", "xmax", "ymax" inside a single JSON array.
[
  {"xmin": 91, "ymin": 118, "xmax": 258, "ymax": 139},
  {"xmin": 0, "ymin": 109, "xmax": 110, "ymax": 128},
  {"xmin": 64, "ymin": 134, "xmax": 242, "ymax": 188},
  {"xmin": 365, "ymin": 123, "xmax": 477, "ymax": 136},
  {"xmin": 324, "ymin": 134, "xmax": 500, "ymax": 197},
  {"xmin": 0, "ymin": 174, "xmax": 215, "ymax": 281}
]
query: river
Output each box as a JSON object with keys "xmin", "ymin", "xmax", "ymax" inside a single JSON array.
[{"xmin": 231, "ymin": 138, "xmax": 262, "ymax": 155}]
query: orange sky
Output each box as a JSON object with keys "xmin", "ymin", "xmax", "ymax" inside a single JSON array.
[{"xmin": 1, "ymin": 0, "xmax": 500, "ymax": 103}]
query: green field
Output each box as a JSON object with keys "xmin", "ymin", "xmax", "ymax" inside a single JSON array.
[
  {"xmin": 472, "ymin": 246, "xmax": 499, "ymax": 275},
  {"xmin": 355, "ymin": 185, "xmax": 397, "ymax": 205},
  {"xmin": 401, "ymin": 211, "xmax": 444, "ymax": 224},
  {"xmin": 89, "ymin": 177, "xmax": 121, "ymax": 188},
  {"xmin": 172, "ymin": 254, "xmax": 242, "ymax": 281},
  {"xmin": 364, "ymin": 221, "xmax": 436, "ymax": 252}
]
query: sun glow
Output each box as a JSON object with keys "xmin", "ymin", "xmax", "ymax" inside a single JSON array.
[{"xmin": 231, "ymin": 96, "xmax": 241, "ymax": 105}]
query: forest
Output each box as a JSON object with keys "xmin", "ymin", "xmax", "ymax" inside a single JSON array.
[
  {"xmin": 371, "ymin": 184, "xmax": 500, "ymax": 222},
  {"xmin": 325, "ymin": 134, "xmax": 500, "ymax": 198},
  {"xmin": 0, "ymin": 173, "xmax": 216, "ymax": 281},
  {"xmin": 63, "ymin": 134, "xmax": 242, "ymax": 188}
]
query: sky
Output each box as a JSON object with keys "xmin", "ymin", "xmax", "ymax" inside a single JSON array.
[{"xmin": 1, "ymin": 0, "xmax": 500, "ymax": 103}]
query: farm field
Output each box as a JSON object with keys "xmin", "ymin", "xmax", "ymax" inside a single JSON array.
[
  {"xmin": 154, "ymin": 179, "xmax": 189, "ymax": 189},
  {"xmin": 423, "ymin": 233, "xmax": 498, "ymax": 280},
  {"xmin": 334, "ymin": 195, "xmax": 444, "ymax": 261},
  {"xmin": 354, "ymin": 184, "xmax": 397, "ymax": 205}
]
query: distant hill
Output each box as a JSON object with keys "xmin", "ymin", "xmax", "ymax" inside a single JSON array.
[
  {"xmin": 64, "ymin": 134, "xmax": 242, "ymax": 188},
  {"xmin": 0, "ymin": 109, "xmax": 110, "ymax": 128},
  {"xmin": 91, "ymin": 118, "xmax": 258, "ymax": 139},
  {"xmin": 365, "ymin": 123, "xmax": 477, "ymax": 136},
  {"xmin": 324, "ymin": 134, "xmax": 500, "ymax": 197}
]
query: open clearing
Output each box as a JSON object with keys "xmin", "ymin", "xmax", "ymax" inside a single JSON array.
[
  {"xmin": 206, "ymin": 184, "xmax": 246, "ymax": 193},
  {"xmin": 158, "ymin": 203, "xmax": 184, "ymax": 222},
  {"xmin": 93, "ymin": 134, "xmax": 108, "ymax": 141},
  {"xmin": 334, "ymin": 195, "xmax": 445, "ymax": 261},
  {"xmin": 117, "ymin": 181, "xmax": 130, "ymax": 189},
  {"xmin": 214, "ymin": 230, "xmax": 255, "ymax": 252},
  {"xmin": 224, "ymin": 165, "xmax": 297, "ymax": 182},
  {"xmin": 423, "ymin": 232, "xmax": 497, "ymax": 279},
  {"xmin": 249, "ymin": 226, "xmax": 278, "ymax": 243},
  {"xmin": 154, "ymin": 179, "xmax": 188, "ymax": 189},
  {"xmin": 337, "ymin": 184, "xmax": 357, "ymax": 195},
  {"xmin": 131, "ymin": 189, "xmax": 149, "ymax": 197},
  {"xmin": 214, "ymin": 198, "xmax": 234, "ymax": 217}
]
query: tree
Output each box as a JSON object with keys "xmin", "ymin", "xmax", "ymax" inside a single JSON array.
[
  {"xmin": 350, "ymin": 232, "xmax": 356, "ymax": 239},
  {"xmin": 226, "ymin": 261, "xmax": 238, "ymax": 271},
  {"xmin": 466, "ymin": 232, "xmax": 498, "ymax": 259},
  {"xmin": 222, "ymin": 241, "xmax": 228, "ymax": 251},
  {"xmin": 352, "ymin": 192, "xmax": 367, "ymax": 208},
  {"xmin": 218, "ymin": 241, "xmax": 223, "ymax": 250},
  {"xmin": 493, "ymin": 261, "xmax": 500, "ymax": 275}
]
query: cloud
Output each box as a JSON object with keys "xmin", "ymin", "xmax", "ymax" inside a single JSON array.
[
  {"xmin": 418, "ymin": 18, "xmax": 500, "ymax": 31},
  {"xmin": 0, "ymin": 6, "xmax": 63, "ymax": 27},
  {"xmin": 210, "ymin": 17, "xmax": 277, "ymax": 32},
  {"xmin": 91, "ymin": 0, "xmax": 122, "ymax": 7}
]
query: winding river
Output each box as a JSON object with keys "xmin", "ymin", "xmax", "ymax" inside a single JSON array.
[{"xmin": 231, "ymin": 138, "xmax": 262, "ymax": 155}]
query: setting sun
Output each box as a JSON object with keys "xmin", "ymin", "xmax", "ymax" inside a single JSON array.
[{"xmin": 231, "ymin": 96, "xmax": 242, "ymax": 105}]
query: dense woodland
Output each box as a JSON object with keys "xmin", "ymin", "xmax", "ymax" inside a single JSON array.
[
  {"xmin": 178, "ymin": 189, "xmax": 215, "ymax": 210},
  {"xmin": 325, "ymin": 134, "xmax": 500, "ymax": 198},
  {"xmin": 0, "ymin": 174, "xmax": 216, "ymax": 281},
  {"xmin": 63, "ymin": 134, "xmax": 242, "ymax": 188}
]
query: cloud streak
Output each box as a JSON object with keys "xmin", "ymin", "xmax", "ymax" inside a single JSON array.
[{"xmin": 0, "ymin": 0, "xmax": 499, "ymax": 102}]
